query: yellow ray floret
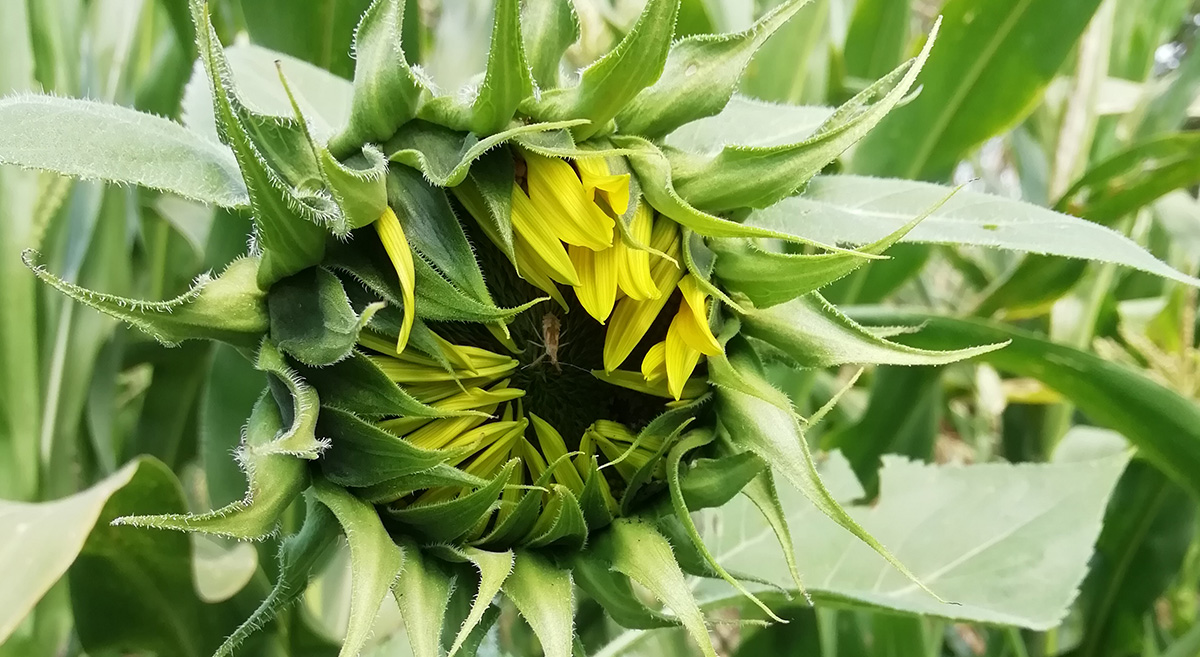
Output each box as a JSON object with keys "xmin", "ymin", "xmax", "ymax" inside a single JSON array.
[
  {"xmin": 615, "ymin": 202, "xmax": 660, "ymax": 301},
  {"xmin": 375, "ymin": 207, "xmax": 416, "ymax": 354},
  {"xmin": 665, "ymin": 313, "xmax": 703, "ymax": 401},
  {"xmin": 674, "ymin": 275, "xmax": 722, "ymax": 356},
  {"xmin": 641, "ymin": 341, "xmax": 667, "ymax": 383},
  {"xmin": 511, "ymin": 186, "xmax": 580, "ymax": 286},
  {"xmin": 570, "ymin": 238, "xmax": 620, "ymax": 323},
  {"xmin": 603, "ymin": 218, "xmax": 683, "ymax": 371},
  {"xmin": 575, "ymin": 156, "xmax": 631, "ymax": 215},
  {"xmin": 523, "ymin": 151, "xmax": 614, "ymax": 251}
]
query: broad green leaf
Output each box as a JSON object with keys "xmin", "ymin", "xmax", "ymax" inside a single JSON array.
[
  {"xmin": 843, "ymin": 0, "xmax": 910, "ymax": 80},
  {"xmin": 469, "ymin": 0, "xmax": 533, "ymax": 135},
  {"xmin": 183, "ymin": 43, "xmax": 354, "ymax": 144},
  {"xmin": 191, "ymin": 0, "xmax": 328, "ymax": 287},
  {"xmin": 239, "ymin": 0, "xmax": 371, "ymax": 80},
  {"xmin": 667, "ymin": 21, "xmax": 939, "ymax": 212},
  {"xmin": 114, "ymin": 392, "xmax": 308, "ymax": 539},
  {"xmin": 254, "ymin": 341, "xmax": 326, "ymax": 458},
  {"xmin": 735, "ymin": 0, "xmax": 828, "ymax": 106},
  {"xmin": 1074, "ymin": 455, "xmax": 1195, "ymax": 657},
  {"xmin": 597, "ymin": 520, "xmax": 718, "ymax": 657},
  {"xmin": 192, "ymin": 537, "xmax": 258, "ymax": 604},
  {"xmin": 663, "ymin": 96, "xmax": 833, "ymax": 155},
  {"xmin": 751, "ymin": 175, "xmax": 1200, "ymax": 288},
  {"xmin": 853, "ymin": 0, "xmax": 1105, "ymax": 180},
  {"xmin": 330, "ymin": 0, "xmax": 427, "ymax": 157},
  {"xmin": 847, "ymin": 308, "xmax": 1200, "ymax": 500},
  {"xmin": 741, "ymin": 294, "xmax": 1005, "ymax": 368},
  {"xmin": 25, "ymin": 254, "xmax": 268, "ymax": 347},
  {"xmin": 270, "ymin": 268, "xmax": 384, "ymax": 366},
  {"xmin": 393, "ymin": 537, "xmax": 454, "ymax": 657},
  {"xmin": 385, "ymin": 118, "xmax": 585, "ymax": 187},
  {"xmin": 521, "ymin": 0, "xmax": 578, "ymax": 89},
  {"xmin": 615, "ymin": 0, "xmax": 813, "ymax": 138},
  {"xmin": 0, "ymin": 460, "xmax": 145, "ymax": 644},
  {"xmin": 525, "ymin": 0, "xmax": 679, "ymax": 140},
  {"xmin": 68, "ymin": 458, "xmax": 269, "ymax": 657},
  {"xmin": 502, "ymin": 550, "xmax": 574, "ymax": 657},
  {"xmin": 213, "ymin": 498, "xmax": 341, "ymax": 657},
  {"xmin": 0, "ymin": 94, "xmax": 247, "ymax": 207},
  {"xmin": 697, "ymin": 438, "xmax": 1129, "ymax": 629},
  {"xmin": 978, "ymin": 133, "xmax": 1200, "ymax": 314},
  {"xmin": 311, "ymin": 476, "xmax": 406, "ymax": 657},
  {"xmin": 710, "ymin": 346, "xmax": 943, "ymax": 604}
]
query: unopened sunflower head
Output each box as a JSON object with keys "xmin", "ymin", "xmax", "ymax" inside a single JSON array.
[{"xmin": 22, "ymin": 1, "xmax": 989, "ymax": 656}]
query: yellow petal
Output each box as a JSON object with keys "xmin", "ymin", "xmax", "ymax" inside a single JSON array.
[
  {"xmin": 592, "ymin": 368, "xmax": 707, "ymax": 401},
  {"xmin": 615, "ymin": 203, "xmax": 659, "ymax": 301},
  {"xmin": 569, "ymin": 239, "xmax": 619, "ymax": 323},
  {"xmin": 524, "ymin": 151, "xmax": 614, "ymax": 250},
  {"xmin": 575, "ymin": 157, "xmax": 630, "ymax": 215},
  {"xmin": 674, "ymin": 275, "xmax": 722, "ymax": 356},
  {"xmin": 641, "ymin": 341, "xmax": 667, "ymax": 383},
  {"xmin": 375, "ymin": 207, "xmax": 416, "ymax": 354},
  {"xmin": 512, "ymin": 186, "xmax": 580, "ymax": 286},
  {"xmin": 513, "ymin": 236, "xmax": 571, "ymax": 311},
  {"xmin": 603, "ymin": 219, "xmax": 683, "ymax": 371},
  {"xmin": 665, "ymin": 312, "xmax": 702, "ymax": 401}
]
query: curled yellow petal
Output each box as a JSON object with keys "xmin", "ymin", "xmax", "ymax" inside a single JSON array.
[
  {"xmin": 602, "ymin": 219, "xmax": 683, "ymax": 371},
  {"xmin": 569, "ymin": 239, "xmax": 619, "ymax": 323},
  {"xmin": 675, "ymin": 275, "xmax": 722, "ymax": 356},
  {"xmin": 524, "ymin": 151, "xmax": 614, "ymax": 250},
  {"xmin": 615, "ymin": 202, "xmax": 659, "ymax": 301},
  {"xmin": 512, "ymin": 186, "xmax": 580, "ymax": 286},
  {"xmin": 641, "ymin": 341, "xmax": 667, "ymax": 383},
  {"xmin": 375, "ymin": 206, "xmax": 415, "ymax": 354},
  {"xmin": 513, "ymin": 236, "xmax": 571, "ymax": 311},
  {"xmin": 665, "ymin": 313, "xmax": 702, "ymax": 401},
  {"xmin": 576, "ymin": 157, "xmax": 630, "ymax": 215}
]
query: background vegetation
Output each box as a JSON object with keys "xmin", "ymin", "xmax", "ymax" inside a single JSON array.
[{"xmin": 2, "ymin": 0, "xmax": 1200, "ymax": 656}]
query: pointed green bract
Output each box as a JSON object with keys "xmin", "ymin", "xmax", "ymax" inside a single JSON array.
[
  {"xmin": 468, "ymin": 0, "xmax": 533, "ymax": 135},
  {"xmin": 255, "ymin": 340, "xmax": 326, "ymax": 458},
  {"xmin": 213, "ymin": 498, "xmax": 340, "ymax": 657},
  {"xmin": 502, "ymin": 550, "xmax": 574, "ymax": 657},
  {"xmin": 112, "ymin": 392, "xmax": 308, "ymax": 539},
  {"xmin": 740, "ymin": 293, "xmax": 1007, "ymax": 368},
  {"xmin": 318, "ymin": 407, "xmax": 453, "ymax": 486},
  {"xmin": 451, "ymin": 149, "xmax": 518, "ymax": 264},
  {"xmin": 741, "ymin": 470, "xmax": 806, "ymax": 595},
  {"xmin": 387, "ymin": 461, "xmax": 517, "ymax": 542},
  {"xmin": 521, "ymin": 0, "xmax": 578, "ymax": 89},
  {"xmin": 317, "ymin": 144, "xmax": 390, "ymax": 232},
  {"xmin": 393, "ymin": 536, "xmax": 455, "ymax": 657},
  {"xmin": 297, "ymin": 350, "xmax": 450, "ymax": 419},
  {"xmin": 0, "ymin": 94, "xmax": 248, "ymax": 207},
  {"xmin": 24, "ymin": 253, "xmax": 268, "ymax": 348},
  {"xmin": 572, "ymin": 556, "xmax": 677, "ymax": 629},
  {"xmin": 710, "ymin": 344, "xmax": 944, "ymax": 603},
  {"xmin": 331, "ymin": 0, "xmax": 427, "ymax": 156},
  {"xmin": 190, "ymin": 0, "xmax": 328, "ymax": 288},
  {"xmin": 526, "ymin": 0, "xmax": 681, "ymax": 140},
  {"xmin": 269, "ymin": 268, "xmax": 384, "ymax": 367},
  {"xmin": 600, "ymin": 519, "xmax": 718, "ymax": 657},
  {"xmin": 617, "ymin": 0, "xmax": 813, "ymax": 137},
  {"xmin": 311, "ymin": 476, "xmax": 405, "ymax": 657},
  {"xmin": 435, "ymin": 547, "xmax": 514, "ymax": 657},
  {"xmin": 669, "ymin": 19, "xmax": 941, "ymax": 212}
]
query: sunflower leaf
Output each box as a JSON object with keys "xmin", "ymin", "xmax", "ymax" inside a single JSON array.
[
  {"xmin": 502, "ymin": 550, "xmax": 575, "ymax": 657},
  {"xmin": 668, "ymin": 19, "xmax": 940, "ymax": 212},
  {"xmin": 330, "ymin": 0, "xmax": 428, "ymax": 157},
  {"xmin": 617, "ymin": 0, "xmax": 813, "ymax": 137},
  {"xmin": 311, "ymin": 476, "xmax": 405, "ymax": 657},
  {"xmin": 393, "ymin": 536, "xmax": 455, "ymax": 657},
  {"xmin": 525, "ymin": 0, "xmax": 680, "ymax": 140},
  {"xmin": 0, "ymin": 94, "xmax": 248, "ymax": 207},
  {"xmin": 23, "ymin": 253, "xmax": 267, "ymax": 348},
  {"xmin": 113, "ymin": 392, "xmax": 308, "ymax": 540},
  {"xmin": 740, "ymin": 293, "xmax": 1007, "ymax": 368},
  {"xmin": 521, "ymin": 0, "xmax": 578, "ymax": 89}
]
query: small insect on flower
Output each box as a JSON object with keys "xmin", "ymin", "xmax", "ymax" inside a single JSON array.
[{"xmin": 527, "ymin": 310, "xmax": 562, "ymax": 372}]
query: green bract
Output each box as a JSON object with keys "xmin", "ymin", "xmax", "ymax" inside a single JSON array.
[{"xmin": 2, "ymin": 1, "xmax": 1197, "ymax": 656}]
